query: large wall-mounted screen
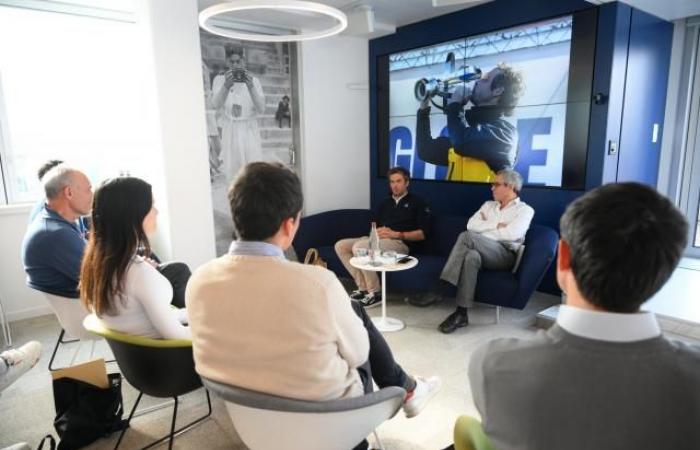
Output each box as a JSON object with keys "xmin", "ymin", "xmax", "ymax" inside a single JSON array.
[{"xmin": 377, "ymin": 11, "xmax": 596, "ymax": 189}]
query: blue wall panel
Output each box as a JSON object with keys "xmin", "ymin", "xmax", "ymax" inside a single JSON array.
[
  {"xmin": 616, "ymin": 9, "xmax": 674, "ymax": 186},
  {"xmin": 587, "ymin": 2, "xmax": 632, "ymax": 188}
]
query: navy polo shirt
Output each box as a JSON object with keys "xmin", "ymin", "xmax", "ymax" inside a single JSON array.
[
  {"xmin": 374, "ymin": 192, "xmax": 432, "ymax": 250},
  {"xmin": 22, "ymin": 205, "xmax": 87, "ymax": 298}
]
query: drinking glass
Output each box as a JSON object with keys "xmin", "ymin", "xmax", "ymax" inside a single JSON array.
[{"xmin": 382, "ymin": 250, "xmax": 397, "ymax": 263}]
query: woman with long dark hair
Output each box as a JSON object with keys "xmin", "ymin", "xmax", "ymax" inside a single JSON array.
[{"xmin": 80, "ymin": 177, "xmax": 190, "ymax": 339}]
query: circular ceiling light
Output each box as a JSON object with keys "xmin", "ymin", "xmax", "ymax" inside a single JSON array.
[{"xmin": 199, "ymin": 0, "xmax": 348, "ymax": 42}]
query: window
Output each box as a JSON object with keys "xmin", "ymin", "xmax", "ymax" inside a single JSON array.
[
  {"xmin": 0, "ymin": 2, "xmax": 155, "ymax": 205},
  {"xmin": 663, "ymin": 16, "xmax": 700, "ymax": 257}
]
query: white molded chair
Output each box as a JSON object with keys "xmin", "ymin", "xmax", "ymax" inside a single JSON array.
[
  {"xmin": 41, "ymin": 292, "xmax": 103, "ymax": 370},
  {"xmin": 202, "ymin": 377, "xmax": 405, "ymax": 450}
]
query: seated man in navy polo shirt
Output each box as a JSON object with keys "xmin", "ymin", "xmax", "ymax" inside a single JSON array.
[
  {"xmin": 335, "ymin": 166, "xmax": 432, "ymax": 308},
  {"xmin": 22, "ymin": 165, "xmax": 93, "ymax": 298},
  {"xmin": 23, "ymin": 164, "xmax": 190, "ymax": 306}
]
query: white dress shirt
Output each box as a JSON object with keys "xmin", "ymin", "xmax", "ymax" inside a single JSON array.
[
  {"xmin": 466, "ymin": 197, "xmax": 534, "ymax": 250},
  {"xmin": 557, "ymin": 304, "xmax": 661, "ymax": 342}
]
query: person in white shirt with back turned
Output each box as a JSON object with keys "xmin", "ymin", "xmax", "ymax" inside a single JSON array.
[{"xmin": 415, "ymin": 169, "xmax": 534, "ymax": 333}]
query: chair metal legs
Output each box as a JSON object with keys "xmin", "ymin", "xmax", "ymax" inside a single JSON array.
[
  {"xmin": 115, "ymin": 389, "xmax": 212, "ymax": 450},
  {"xmin": 49, "ymin": 328, "xmax": 116, "ymax": 371},
  {"xmin": 115, "ymin": 391, "xmax": 143, "ymax": 450},
  {"xmin": 48, "ymin": 329, "xmax": 79, "ymax": 371}
]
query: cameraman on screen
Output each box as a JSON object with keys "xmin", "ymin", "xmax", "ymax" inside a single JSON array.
[
  {"xmin": 415, "ymin": 63, "xmax": 524, "ymax": 182},
  {"xmin": 212, "ymin": 45, "xmax": 266, "ymax": 180}
]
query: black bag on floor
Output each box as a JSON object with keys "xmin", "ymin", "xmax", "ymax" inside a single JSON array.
[{"xmin": 52, "ymin": 373, "xmax": 126, "ymax": 450}]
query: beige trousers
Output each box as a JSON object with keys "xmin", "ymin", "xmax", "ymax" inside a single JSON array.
[{"xmin": 335, "ymin": 237, "xmax": 409, "ymax": 292}]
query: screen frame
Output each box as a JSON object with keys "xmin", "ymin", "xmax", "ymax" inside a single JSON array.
[{"xmin": 375, "ymin": 9, "xmax": 598, "ymax": 191}]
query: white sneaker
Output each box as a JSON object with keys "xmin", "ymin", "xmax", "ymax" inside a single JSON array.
[
  {"xmin": 0, "ymin": 341, "xmax": 42, "ymax": 392},
  {"xmin": 403, "ymin": 375, "xmax": 441, "ymax": 418}
]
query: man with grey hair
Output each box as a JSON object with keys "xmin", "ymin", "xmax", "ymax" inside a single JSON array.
[
  {"xmin": 411, "ymin": 169, "xmax": 534, "ymax": 334},
  {"xmin": 21, "ymin": 165, "xmax": 93, "ymax": 299}
]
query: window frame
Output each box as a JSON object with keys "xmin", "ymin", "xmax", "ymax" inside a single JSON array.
[
  {"xmin": 661, "ymin": 16, "xmax": 700, "ymax": 258},
  {"xmin": 0, "ymin": 0, "xmax": 135, "ymax": 206}
]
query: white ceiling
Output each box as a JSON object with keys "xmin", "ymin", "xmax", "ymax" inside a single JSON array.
[{"xmin": 197, "ymin": 0, "xmax": 700, "ymax": 39}]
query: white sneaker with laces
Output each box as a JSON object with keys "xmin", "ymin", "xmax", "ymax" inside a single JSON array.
[
  {"xmin": 0, "ymin": 341, "xmax": 42, "ymax": 392},
  {"xmin": 403, "ymin": 375, "xmax": 442, "ymax": 418}
]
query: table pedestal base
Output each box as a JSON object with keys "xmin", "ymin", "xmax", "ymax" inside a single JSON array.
[{"xmin": 371, "ymin": 316, "xmax": 405, "ymax": 332}]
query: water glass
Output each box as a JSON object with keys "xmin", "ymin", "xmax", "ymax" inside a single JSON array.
[
  {"xmin": 353, "ymin": 247, "xmax": 369, "ymax": 258},
  {"xmin": 382, "ymin": 250, "xmax": 397, "ymax": 263}
]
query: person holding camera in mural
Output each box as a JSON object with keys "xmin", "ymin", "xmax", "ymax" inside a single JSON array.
[
  {"xmin": 415, "ymin": 63, "xmax": 524, "ymax": 183},
  {"xmin": 212, "ymin": 45, "xmax": 266, "ymax": 179}
]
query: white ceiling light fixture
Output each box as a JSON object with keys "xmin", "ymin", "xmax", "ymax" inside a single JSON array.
[{"xmin": 198, "ymin": 0, "xmax": 348, "ymax": 42}]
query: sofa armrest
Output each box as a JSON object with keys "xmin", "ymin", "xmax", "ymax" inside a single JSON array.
[
  {"xmin": 293, "ymin": 209, "xmax": 373, "ymax": 258},
  {"xmin": 512, "ymin": 224, "xmax": 559, "ymax": 307}
]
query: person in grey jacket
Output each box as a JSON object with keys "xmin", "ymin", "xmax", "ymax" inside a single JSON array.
[{"xmin": 467, "ymin": 182, "xmax": 700, "ymax": 450}]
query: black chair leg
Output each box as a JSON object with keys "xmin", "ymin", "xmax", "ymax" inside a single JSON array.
[
  {"xmin": 48, "ymin": 328, "xmax": 81, "ymax": 371},
  {"xmin": 47, "ymin": 329, "xmax": 64, "ymax": 371},
  {"xmin": 115, "ymin": 391, "xmax": 143, "ymax": 450},
  {"xmin": 121, "ymin": 390, "xmax": 212, "ymax": 450},
  {"xmin": 168, "ymin": 397, "xmax": 178, "ymax": 450}
]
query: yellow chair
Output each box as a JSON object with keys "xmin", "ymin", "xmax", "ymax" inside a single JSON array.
[{"xmin": 454, "ymin": 415, "xmax": 497, "ymax": 450}]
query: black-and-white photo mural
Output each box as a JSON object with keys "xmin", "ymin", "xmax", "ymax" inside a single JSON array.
[{"xmin": 200, "ymin": 31, "xmax": 299, "ymax": 255}]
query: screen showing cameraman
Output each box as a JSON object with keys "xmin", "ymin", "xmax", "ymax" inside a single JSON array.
[{"xmin": 415, "ymin": 63, "xmax": 524, "ymax": 183}]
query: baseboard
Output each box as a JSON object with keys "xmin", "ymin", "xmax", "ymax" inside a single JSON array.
[{"xmin": 6, "ymin": 305, "xmax": 53, "ymax": 323}]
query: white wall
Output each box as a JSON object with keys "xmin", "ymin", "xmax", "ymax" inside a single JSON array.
[
  {"xmin": 299, "ymin": 36, "xmax": 371, "ymax": 215},
  {"xmin": 0, "ymin": 4, "xmax": 371, "ymax": 322},
  {"xmin": 0, "ymin": 205, "xmax": 53, "ymax": 321},
  {"xmin": 136, "ymin": 0, "xmax": 216, "ymax": 269}
]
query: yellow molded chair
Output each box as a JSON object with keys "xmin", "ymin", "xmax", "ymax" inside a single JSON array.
[
  {"xmin": 83, "ymin": 314, "xmax": 211, "ymax": 450},
  {"xmin": 454, "ymin": 415, "xmax": 497, "ymax": 450}
]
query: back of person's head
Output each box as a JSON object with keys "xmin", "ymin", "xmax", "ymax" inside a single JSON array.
[
  {"xmin": 43, "ymin": 164, "xmax": 77, "ymax": 200},
  {"xmin": 560, "ymin": 182, "xmax": 688, "ymax": 312},
  {"xmin": 228, "ymin": 162, "xmax": 303, "ymax": 241},
  {"xmin": 37, "ymin": 159, "xmax": 64, "ymax": 181},
  {"xmin": 494, "ymin": 63, "xmax": 524, "ymax": 116},
  {"xmin": 80, "ymin": 177, "xmax": 153, "ymax": 316}
]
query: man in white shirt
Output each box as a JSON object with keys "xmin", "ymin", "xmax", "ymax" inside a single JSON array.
[
  {"xmin": 465, "ymin": 182, "xmax": 700, "ymax": 450},
  {"xmin": 424, "ymin": 169, "xmax": 534, "ymax": 333}
]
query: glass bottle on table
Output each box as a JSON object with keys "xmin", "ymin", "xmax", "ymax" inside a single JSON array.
[{"xmin": 369, "ymin": 221, "xmax": 381, "ymax": 266}]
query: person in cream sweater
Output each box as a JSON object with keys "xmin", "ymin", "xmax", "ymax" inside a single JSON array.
[{"xmin": 186, "ymin": 162, "xmax": 440, "ymax": 420}]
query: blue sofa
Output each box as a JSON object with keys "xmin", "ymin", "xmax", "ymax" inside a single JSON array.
[{"xmin": 292, "ymin": 209, "xmax": 559, "ymax": 310}]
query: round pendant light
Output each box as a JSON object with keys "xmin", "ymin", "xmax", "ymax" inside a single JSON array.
[{"xmin": 199, "ymin": 0, "xmax": 348, "ymax": 42}]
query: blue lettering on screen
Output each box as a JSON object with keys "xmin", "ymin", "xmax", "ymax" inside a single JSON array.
[
  {"xmin": 514, "ymin": 118, "xmax": 551, "ymax": 186},
  {"xmin": 389, "ymin": 117, "xmax": 553, "ymax": 184},
  {"xmin": 389, "ymin": 126, "xmax": 413, "ymax": 174}
]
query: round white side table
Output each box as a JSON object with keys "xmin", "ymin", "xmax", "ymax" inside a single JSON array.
[{"xmin": 349, "ymin": 255, "xmax": 418, "ymax": 332}]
